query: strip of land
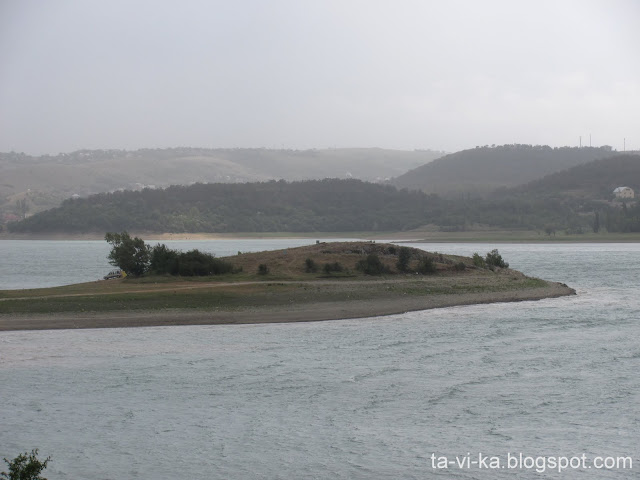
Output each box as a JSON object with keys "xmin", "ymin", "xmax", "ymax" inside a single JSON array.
[
  {"xmin": 0, "ymin": 282, "xmax": 573, "ymax": 331},
  {"xmin": 0, "ymin": 242, "xmax": 576, "ymax": 331}
]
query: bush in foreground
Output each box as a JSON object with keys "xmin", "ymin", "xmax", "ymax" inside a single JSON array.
[{"xmin": 2, "ymin": 449, "xmax": 50, "ymax": 480}]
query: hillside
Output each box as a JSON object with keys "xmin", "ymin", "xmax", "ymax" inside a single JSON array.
[
  {"xmin": 515, "ymin": 153, "xmax": 640, "ymax": 197},
  {"xmin": 393, "ymin": 144, "xmax": 620, "ymax": 195},
  {"xmin": 7, "ymin": 179, "xmax": 442, "ymax": 234},
  {"xmin": 0, "ymin": 147, "xmax": 443, "ymax": 221}
]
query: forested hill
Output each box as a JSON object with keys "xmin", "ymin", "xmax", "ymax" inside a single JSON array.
[
  {"xmin": 393, "ymin": 144, "xmax": 620, "ymax": 195},
  {"xmin": 515, "ymin": 154, "xmax": 640, "ymax": 197},
  {"xmin": 9, "ymin": 179, "xmax": 443, "ymax": 234},
  {"xmin": 0, "ymin": 147, "xmax": 443, "ymax": 217}
]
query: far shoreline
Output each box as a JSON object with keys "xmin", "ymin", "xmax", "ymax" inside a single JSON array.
[{"xmin": 2, "ymin": 230, "xmax": 640, "ymax": 243}]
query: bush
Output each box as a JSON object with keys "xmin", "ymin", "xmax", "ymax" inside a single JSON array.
[
  {"xmin": 323, "ymin": 262, "xmax": 344, "ymax": 274},
  {"xmin": 1, "ymin": 449, "xmax": 50, "ymax": 480},
  {"xmin": 171, "ymin": 249, "xmax": 234, "ymax": 276},
  {"xmin": 484, "ymin": 249, "xmax": 509, "ymax": 268},
  {"xmin": 417, "ymin": 256, "xmax": 437, "ymax": 274},
  {"xmin": 472, "ymin": 252, "xmax": 486, "ymax": 268},
  {"xmin": 258, "ymin": 263, "xmax": 269, "ymax": 275},
  {"xmin": 149, "ymin": 243, "xmax": 179, "ymax": 274},
  {"xmin": 454, "ymin": 261, "xmax": 466, "ymax": 271},
  {"xmin": 396, "ymin": 246, "xmax": 412, "ymax": 272},
  {"xmin": 305, "ymin": 258, "xmax": 318, "ymax": 273},
  {"xmin": 356, "ymin": 254, "xmax": 389, "ymax": 275}
]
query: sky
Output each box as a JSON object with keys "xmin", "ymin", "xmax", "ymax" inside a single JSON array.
[{"xmin": 1, "ymin": 0, "xmax": 639, "ymax": 155}]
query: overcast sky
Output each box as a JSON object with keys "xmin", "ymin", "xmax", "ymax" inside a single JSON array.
[{"xmin": 1, "ymin": 0, "xmax": 638, "ymax": 155}]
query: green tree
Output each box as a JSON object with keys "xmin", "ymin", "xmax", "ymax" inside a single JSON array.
[
  {"xmin": 484, "ymin": 249, "xmax": 509, "ymax": 268},
  {"xmin": 1, "ymin": 449, "xmax": 50, "ymax": 480},
  {"xmin": 105, "ymin": 231, "xmax": 150, "ymax": 276}
]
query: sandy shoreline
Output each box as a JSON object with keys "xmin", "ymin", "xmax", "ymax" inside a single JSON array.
[{"xmin": 0, "ymin": 282, "xmax": 575, "ymax": 332}]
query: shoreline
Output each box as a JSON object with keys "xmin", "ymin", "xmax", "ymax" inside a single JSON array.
[
  {"xmin": 0, "ymin": 282, "xmax": 575, "ymax": 332},
  {"xmin": 2, "ymin": 230, "xmax": 640, "ymax": 243}
]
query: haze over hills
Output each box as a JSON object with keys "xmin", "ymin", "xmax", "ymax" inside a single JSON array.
[
  {"xmin": 392, "ymin": 144, "xmax": 621, "ymax": 195},
  {"xmin": 0, "ymin": 147, "xmax": 444, "ymax": 218}
]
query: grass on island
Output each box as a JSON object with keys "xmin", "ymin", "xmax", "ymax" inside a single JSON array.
[{"xmin": 0, "ymin": 242, "xmax": 553, "ymax": 315}]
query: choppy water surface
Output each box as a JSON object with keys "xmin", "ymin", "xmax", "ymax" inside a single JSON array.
[{"xmin": 1, "ymin": 242, "xmax": 639, "ymax": 479}]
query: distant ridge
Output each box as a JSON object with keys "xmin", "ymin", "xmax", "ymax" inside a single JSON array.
[
  {"xmin": 0, "ymin": 147, "xmax": 444, "ymax": 218},
  {"xmin": 515, "ymin": 153, "xmax": 640, "ymax": 197},
  {"xmin": 393, "ymin": 144, "xmax": 620, "ymax": 195}
]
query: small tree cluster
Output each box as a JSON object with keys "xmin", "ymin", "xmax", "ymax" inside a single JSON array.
[
  {"xmin": 257, "ymin": 263, "xmax": 269, "ymax": 275},
  {"xmin": 472, "ymin": 249, "xmax": 509, "ymax": 269},
  {"xmin": 106, "ymin": 232, "xmax": 233, "ymax": 277}
]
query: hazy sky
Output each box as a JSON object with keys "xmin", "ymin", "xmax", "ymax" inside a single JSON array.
[{"xmin": 1, "ymin": 0, "xmax": 638, "ymax": 155}]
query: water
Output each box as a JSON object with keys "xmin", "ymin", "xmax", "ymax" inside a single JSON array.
[{"xmin": 1, "ymin": 242, "xmax": 639, "ymax": 478}]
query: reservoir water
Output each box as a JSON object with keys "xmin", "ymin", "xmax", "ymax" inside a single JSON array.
[{"xmin": 1, "ymin": 241, "xmax": 639, "ymax": 478}]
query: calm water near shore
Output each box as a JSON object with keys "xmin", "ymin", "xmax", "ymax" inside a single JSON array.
[{"xmin": 1, "ymin": 241, "xmax": 639, "ymax": 478}]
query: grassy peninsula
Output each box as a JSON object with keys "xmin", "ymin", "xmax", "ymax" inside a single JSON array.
[{"xmin": 0, "ymin": 242, "xmax": 575, "ymax": 331}]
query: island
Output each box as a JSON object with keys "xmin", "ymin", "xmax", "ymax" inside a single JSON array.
[{"xmin": 0, "ymin": 242, "xmax": 575, "ymax": 331}]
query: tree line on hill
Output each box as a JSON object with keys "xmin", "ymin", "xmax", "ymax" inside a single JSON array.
[{"xmin": 7, "ymin": 165, "xmax": 640, "ymax": 235}]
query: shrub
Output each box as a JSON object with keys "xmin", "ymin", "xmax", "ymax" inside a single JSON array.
[
  {"xmin": 417, "ymin": 256, "xmax": 437, "ymax": 274},
  {"xmin": 171, "ymin": 249, "xmax": 234, "ymax": 276},
  {"xmin": 396, "ymin": 246, "xmax": 412, "ymax": 272},
  {"xmin": 258, "ymin": 263, "xmax": 269, "ymax": 275},
  {"xmin": 454, "ymin": 261, "xmax": 466, "ymax": 271},
  {"xmin": 305, "ymin": 258, "xmax": 318, "ymax": 273},
  {"xmin": 484, "ymin": 249, "xmax": 509, "ymax": 269},
  {"xmin": 149, "ymin": 243, "xmax": 179, "ymax": 274},
  {"xmin": 1, "ymin": 449, "xmax": 50, "ymax": 480},
  {"xmin": 472, "ymin": 252, "xmax": 486, "ymax": 268},
  {"xmin": 323, "ymin": 262, "xmax": 344, "ymax": 274},
  {"xmin": 356, "ymin": 254, "xmax": 389, "ymax": 275}
]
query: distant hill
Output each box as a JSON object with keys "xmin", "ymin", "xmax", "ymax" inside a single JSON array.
[
  {"xmin": 8, "ymin": 179, "xmax": 444, "ymax": 234},
  {"xmin": 0, "ymin": 147, "xmax": 444, "ymax": 220},
  {"xmin": 393, "ymin": 144, "xmax": 620, "ymax": 195},
  {"xmin": 515, "ymin": 153, "xmax": 640, "ymax": 198}
]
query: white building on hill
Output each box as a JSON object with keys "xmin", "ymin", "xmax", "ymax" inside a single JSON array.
[{"xmin": 613, "ymin": 186, "xmax": 634, "ymax": 199}]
